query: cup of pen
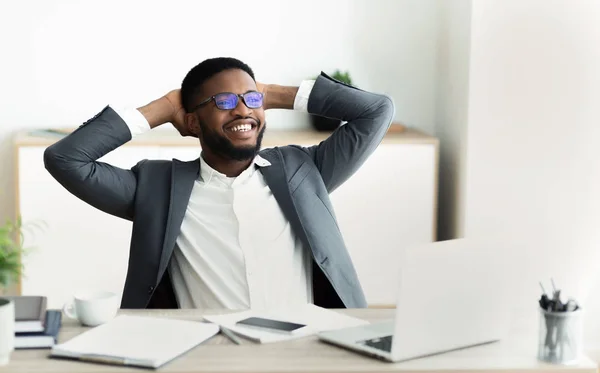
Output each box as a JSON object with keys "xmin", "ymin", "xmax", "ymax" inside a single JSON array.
[{"xmin": 537, "ymin": 303, "xmax": 583, "ymax": 365}]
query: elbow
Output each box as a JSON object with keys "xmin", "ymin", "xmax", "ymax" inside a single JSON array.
[
  {"xmin": 43, "ymin": 144, "xmax": 79, "ymax": 189},
  {"xmin": 43, "ymin": 144, "xmax": 65, "ymax": 178},
  {"xmin": 367, "ymin": 94, "xmax": 395, "ymax": 135},
  {"xmin": 43, "ymin": 145, "xmax": 57, "ymax": 172},
  {"xmin": 378, "ymin": 94, "xmax": 396, "ymax": 126}
]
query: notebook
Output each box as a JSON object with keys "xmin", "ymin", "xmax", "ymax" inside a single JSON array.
[
  {"xmin": 50, "ymin": 315, "xmax": 219, "ymax": 369},
  {"xmin": 15, "ymin": 310, "xmax": 61, "ymax": 349},
  {"xmin": 203, "ymin": 304, "xmax": 369, "ymax": 343},
  {"xmin": 4, "ymin": 295, "xmax": 47, "ymax": 333}
]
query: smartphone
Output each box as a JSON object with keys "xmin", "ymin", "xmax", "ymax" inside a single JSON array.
[{"xmin": 235, "ymin": 317, "xmax": 308, "ymax": 335}]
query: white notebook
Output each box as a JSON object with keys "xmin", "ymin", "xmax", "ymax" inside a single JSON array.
[
  {"xmin": 50, "ymin": 315, "xmax": 219, "ymax": 369},
  {"xmin": 203, "ymin": 304, "xmax": 369, "ymax": 343}
]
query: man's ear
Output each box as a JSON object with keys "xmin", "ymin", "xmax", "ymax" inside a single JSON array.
[{"xmin": 185, "ymin": 113, "xmax": 201, "ymax": 137}]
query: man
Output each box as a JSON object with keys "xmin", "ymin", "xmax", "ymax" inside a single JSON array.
[{"xmin": 44, "ymin": 57, "xmax": 394, "ymax": 310}]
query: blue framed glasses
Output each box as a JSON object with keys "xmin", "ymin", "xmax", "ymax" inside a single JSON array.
[{"xmin": 193, "ymin": 91, "xmax": 263, "ymax": 111}]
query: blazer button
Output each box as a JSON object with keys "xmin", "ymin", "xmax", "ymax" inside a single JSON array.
[{"xmin": 148, "ymin": 285, "xmax": 155, "ymax": 294}]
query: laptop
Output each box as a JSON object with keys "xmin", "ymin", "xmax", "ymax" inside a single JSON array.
[{"xmin": 318, "ymin": 238, "xmax": 517, "ymax": 362}]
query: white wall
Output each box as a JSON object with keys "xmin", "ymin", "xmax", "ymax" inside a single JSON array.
[
  {"xmin": 0, "ymin": 0, "xmax": 440, "ymax": 224},
  {"xmin": 5, "ymin": 0, "xmax": 600, "ymax": 353},
  {"xmin": 465, "ymin": 0, "xmax": 600, "ymax": 347},
  {"xmin": 434, "ymin": 0, "xmax": 471, "ymax": 240}
]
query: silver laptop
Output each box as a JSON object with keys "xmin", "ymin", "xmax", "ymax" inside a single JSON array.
[{"xmin": 318, "ymin": 238, "xmax": 516, "ymax": 362}]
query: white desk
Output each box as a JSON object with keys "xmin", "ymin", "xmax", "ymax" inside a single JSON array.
[{"xmin": 1, "ymin": 309, "xmax": 597, "ymax": 373}]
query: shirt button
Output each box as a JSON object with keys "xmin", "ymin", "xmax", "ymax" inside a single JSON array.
[{"xmin": 148, "ymin": 286, "xmax": 155, "ymax": 294}]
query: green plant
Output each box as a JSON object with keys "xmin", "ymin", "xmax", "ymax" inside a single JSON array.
[
  {"xmin": 0, "ymin": 218, "xmax": 25, "ymax": 288},
  {"xmin": 312, "ymin": 69, "xmax": 355, "ymax": 86},
  {"xmin": 331, "ymin": 69, "xmax": 353, "ymax": 86},
  {"xmin": 0, "ymin": 217, "xmax": 43, "ymax": 289}
]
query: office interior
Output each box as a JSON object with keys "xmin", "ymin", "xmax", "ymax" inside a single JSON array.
[{"xmin": 1, "ymin": 0, "xmax": 600, "ymax": 369}]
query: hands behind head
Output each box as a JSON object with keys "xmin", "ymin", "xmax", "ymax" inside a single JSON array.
[
  {"xmin": 256, "ymin": 82, "xmax": 268, "ymax": 110},
  {"xmin": 163, "ymin": 89, "xmax": 194, "ymax": 137}
]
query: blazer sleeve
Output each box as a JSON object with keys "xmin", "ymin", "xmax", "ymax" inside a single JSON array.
[
  {"xmin": 43, "ymin": 105, "xmax": 142, "ymax": 221},
  {"xmin": 301, "ymin": 72, "xmax": 395, "ymax": 193}
]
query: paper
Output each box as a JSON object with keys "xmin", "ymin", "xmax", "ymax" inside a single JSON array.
[
  {"xmin": 203, "ymin": 304, "xmax": 369, "ymax": 343},
  {"xmin": 51, "ymin": 315, "xmax": 219, "ymax": 368}
]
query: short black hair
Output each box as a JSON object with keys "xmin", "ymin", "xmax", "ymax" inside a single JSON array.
[{"xmin": 181, "ymin": 57, "xmax": 255, "ymax": 112}]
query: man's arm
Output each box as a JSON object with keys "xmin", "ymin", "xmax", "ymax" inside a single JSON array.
[
  {"xmin": 261, "ymin": 83, "xmax": 299, "ymax": 110},
  {"xmin": 43, "ymin": 93, "xmax": 179, "ymax": 220},
  {"xmin": 308, "ymin": 73, "xmax": 394, "ymax": 192},
  {"xmin": 265, "ymin": 73, "xmax": 395, "ymax": 193}
]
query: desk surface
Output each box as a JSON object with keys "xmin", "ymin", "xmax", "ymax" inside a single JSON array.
[{"xmin": 2, "ymin": 309, "xmax": 597, "ymax": 373}]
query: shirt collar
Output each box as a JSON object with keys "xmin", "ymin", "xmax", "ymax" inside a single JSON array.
[
  {"xmin": 254, "ymin": 154, "xmax": 271, "ymax": 167},
  {"xmin": 198, "ymin": 154, "xmax": 271, "ymax": 186}
]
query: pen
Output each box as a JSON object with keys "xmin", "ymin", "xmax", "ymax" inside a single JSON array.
[{"xmin": 220, "ymin": 326, "xmax": 242, "ymax": 345}]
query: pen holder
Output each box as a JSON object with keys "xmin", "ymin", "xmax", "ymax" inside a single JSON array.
[{"xmin": 537, "ymin": 307, "xmax": 583, "ymax": 365}]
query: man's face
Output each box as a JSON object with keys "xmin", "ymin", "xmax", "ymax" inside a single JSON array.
[{"xmin": 189, "ymin": 69, "xmax": 266, "ymax": 161}]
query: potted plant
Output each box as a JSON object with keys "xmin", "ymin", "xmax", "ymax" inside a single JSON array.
[
  {"xmin": 310, "ymin": 69, "xmax": 355, "ymax": 132},
  {"xmin": 0, "ymin": 217, "xmax": 27, "ymax": 365}
]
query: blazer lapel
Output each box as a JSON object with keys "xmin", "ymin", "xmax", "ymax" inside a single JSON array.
[
  {"xmin": 156, "ymin": 158, "xmax": 200, "ymax": 282},
  {"xmin": 258, "ymin": 149, "xmax": 306, "ymax": 242}
]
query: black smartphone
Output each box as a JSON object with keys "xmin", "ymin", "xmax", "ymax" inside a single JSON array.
[{"xmin": 235, "ymin": 317, "xmax": 308, "ymax": 334}]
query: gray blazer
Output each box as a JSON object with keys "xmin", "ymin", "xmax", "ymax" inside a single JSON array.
[{"xmin": 44, "ymin": 72, "xmax": 395, "ymax": 309}]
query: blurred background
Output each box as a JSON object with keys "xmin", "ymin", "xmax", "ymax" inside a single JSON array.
[{"xmin": 2, "ymin": 0, "xmax": 600, "ymax": 358}]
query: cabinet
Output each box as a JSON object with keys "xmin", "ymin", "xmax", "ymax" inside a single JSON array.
[{"xmin": 14, "ymin": 129, "xmax": 438, "ymax": 309}]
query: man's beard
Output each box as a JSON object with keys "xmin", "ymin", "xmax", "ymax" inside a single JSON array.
[{"xmin": 199, "ymin": 119, "xmax": 266, "ymax": 161}]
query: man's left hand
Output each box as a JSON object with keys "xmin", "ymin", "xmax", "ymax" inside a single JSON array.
[{"xmin": 256, "ymin": 82, "xmax": 270, "ymax": 110}]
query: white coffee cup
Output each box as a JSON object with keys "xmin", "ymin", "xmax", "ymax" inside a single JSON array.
[{"xmin": 63, "ymin": 291, "xmax": 119, "ymax": 327}]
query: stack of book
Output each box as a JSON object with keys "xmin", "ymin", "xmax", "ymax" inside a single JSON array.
[{"xmin": 4, "ymin": 296, "xmax": 62, "ymax": 349}]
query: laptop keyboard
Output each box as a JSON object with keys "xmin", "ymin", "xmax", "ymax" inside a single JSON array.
[{"xmin": 360, "ymin": 335, "xmax": 393, "ymax": 352}]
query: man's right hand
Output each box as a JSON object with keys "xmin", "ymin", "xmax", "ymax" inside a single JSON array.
[
  {"xmin": 163, "ymin": 89, "xmax": 195, "ymax": 137},
  {"xmin": 138, "ymin": 89, "xmax": 196, "ymax": 137}
]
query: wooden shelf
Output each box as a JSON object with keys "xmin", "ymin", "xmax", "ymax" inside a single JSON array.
[{"xmin": 14, "ymin": 126, "xmax": 438, "ymax": 147}]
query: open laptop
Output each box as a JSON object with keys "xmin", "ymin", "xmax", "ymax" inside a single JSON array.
[{"xmin": 318, "ymin": 238, "xmax": 517, "ymax": 362}]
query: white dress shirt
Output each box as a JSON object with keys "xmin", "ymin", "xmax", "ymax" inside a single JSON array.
[{"xmin": 113, "ymin": 80, "xmax": 316, "ymax": 310}]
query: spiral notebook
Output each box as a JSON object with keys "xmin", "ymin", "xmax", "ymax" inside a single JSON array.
[{"xmin": 50, "ymin": 315, "xmax": 219, "ymax": 369}]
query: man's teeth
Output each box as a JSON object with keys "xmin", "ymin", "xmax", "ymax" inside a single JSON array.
[{"xmin": 230, "ymin": 124, "xmax": 252, "ymax": 132}]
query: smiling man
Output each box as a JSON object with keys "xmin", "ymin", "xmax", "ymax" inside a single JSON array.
[{"xmin": 44, "ymin": 57, "xmax": 395, "ymax": 310}]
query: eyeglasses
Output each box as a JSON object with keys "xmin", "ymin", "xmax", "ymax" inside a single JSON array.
[{"xmin": 192, "ymin": 91, "xmax": 263, "ymax": 111}]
